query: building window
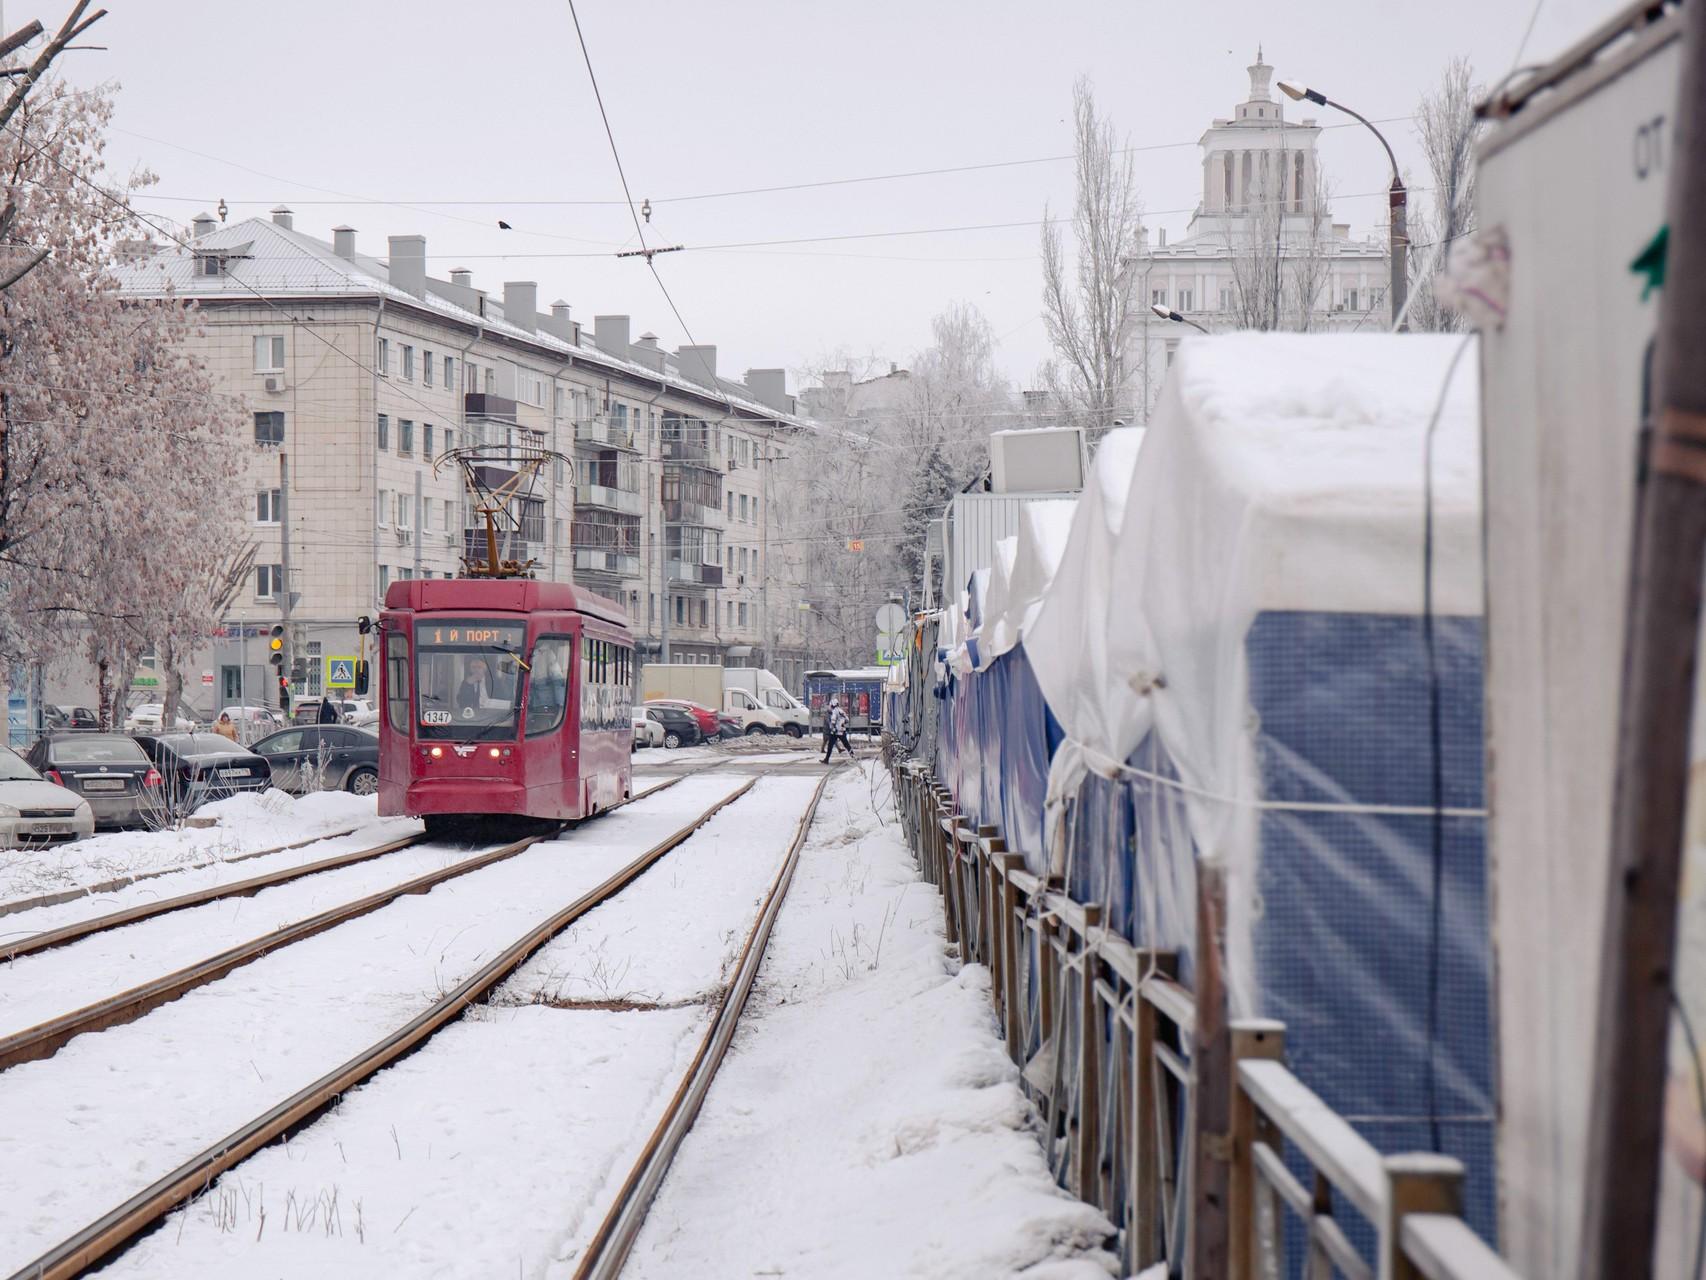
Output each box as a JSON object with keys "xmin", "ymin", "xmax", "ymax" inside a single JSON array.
[
  {"xmin": 396, "ymin": 492, "xmax": 412, "ymax": 528},
  {"xmin": 401, "ymin": 345, "xmax": 415, "ymax": 381},
  {"xmin": 698, "ymin": 599, "xmax": 708, "ymax": 628},
  {"xmin": 423, "ymin": 423, "xmax": 434, "ymax": 457},
  {"xmin": 726, "ymin": 601, "xmax": 734, "ymax": 627},
  {"xmin": 443, "ymin": 428, "xmax": 454, "ymax": 453},
  {"xmin": 397, "ymin": 567, "xmax": 414, "ymax": 581},
  {"xmin": 377, "ymin": 488, "xmax": 390, "ymax": 528},
  {"xmin": 740, "ymin": 494, "xmax": 750, "ymax": 521},
  {"xmin": 399, "ymin": 419, "xmax": 415, "ymax": 454},
  {"xmin": 1166, "ymin": 345, "xmax": 1178, "ymax": 369},
  {"xmin": 726, "ymin": 491, "xmax": 734, "ymax": 517},
  {"xmin": 379, "ymin": 565, "xmax": 390, "ymax": 592},
  {"xmin": 255, "ymin": 488, "xmax": 281, "ymax": 524},
  {"xmin": 738, "ymin": 602, "xmax": 748, "ymax": 626},
  {"xmin": 1152, "ymin": 289, "xmax": 1167, "ymax": 307},
  {"xmin": 1348, "ymin": 288, "xmax": 1360, "ymax": 312},
  {"xmin": 444, "ymin": 355, "xmax": 454, "ymax": 388},
  {"xmin": 255, "ymin": 564, "xmax": 284, "ymax": 599},
  {"xmin": 199, "ymin": 254, "xmax": 222, "ymax": 277},
  {"xmin": 253, "ymin": 411, "xmax": 285, "ymax": 445},
  {"xmin": 377, "ymin": 337, "xmax": 390, "ymax": 376},
  {"xmin": 423, "ymin": 350, "xmax": 434, "ymax": 387},
  {"xmin": 253, "ymin": 336, "xmax": 285, "ymax": 372},
  {"xmin": 485, "ymin": 367, "xmax": 496, "ymax": 394},
  {"xmin": 377, "ymin": 414, "xmax": 389, "ymax": 449},
  {"xmin": 1177, "ymin": 289, "xmax": 1194, "ymax": 312},
  {"xmin": 1220, "ymin": 287, "xmax": 1232, "ymax": 311}
]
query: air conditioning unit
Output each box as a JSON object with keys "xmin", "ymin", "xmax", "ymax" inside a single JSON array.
[
  {"xmin": 989, "ymin": 426, "xmax": 1087, "ymax": 494},
  {"xmin": 263, "ymin": 376, "xmax": 284, "ymax": 393},
  {"xmin": 395, "ymin": 529, "xmax": 413, "ymax": 545}
]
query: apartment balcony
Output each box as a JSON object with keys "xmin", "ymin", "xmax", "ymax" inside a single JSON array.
[
  {"xmin": 573, "ymin": 548, "xmax": 641, "ymax": 579},
  {"xmin": 575, "ymin": 481, "xmax": 645, "ymax": 517},
  {"xmin": 574, "ymin": 418, "xmax": 641, "ymax": 451},
  {"xmin": 464, "ymin": 393, "xmax": 518, "ymax": 424},
  {"xmin": 662, "ymin": 499, "xmax": 725, "ymax": 526},
  {"xmin": 661, "ymin": 436, "xmax": 713, "ymax": 464},
  {"xmin": 668, "ymin": 561, "xmax": 725, "ymax": 588}
]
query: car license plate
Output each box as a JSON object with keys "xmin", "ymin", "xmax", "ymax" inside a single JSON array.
[
  {"xmin": 218, "ymin": 769, "xmax": 250, "ymax": 779},
  {"xmin": 29, "ymin": 824, "xmax": 71, "ymax": 835},
  {"xmin": 82, "ymin": 778, "xmax": 124, "ymax": 792}
]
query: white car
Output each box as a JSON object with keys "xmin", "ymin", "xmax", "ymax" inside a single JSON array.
[
  {"xmin": 0, "ymin": 747, "xmax": 94, "ymax": 847},
  {"xmin": 631, "ymin": 708, "xmax": 663, "ymax": 749},
  {"xmin": 124, "ymin": 703, "xmax": 195, "ymax": 733}
]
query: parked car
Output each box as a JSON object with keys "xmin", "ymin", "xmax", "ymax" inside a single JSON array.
[
  {"xmin": 251, "ymin": 725, "xmax": 379, "ymax": 795},
  {"xmin": 644, "ymin": 705, "xmax": 701, "ymax": 750},
  {"xmin": 23, "ymin": 733, "xmax": 163, "ymax": 828},
  {"xmin": 43, "ymin": 704, "xmax": 98, "ymax": 732},
  {"xmin": 0, "ymin": 746, "xmax": 94, "ymax": 847},
  {"xmin": 645, "ymin": 698, "xmax": 720, "ymax": 741},
  {"xmin": 631, "ymin": 708, "xmax": 664, "ymax": 749},
  {"xmin": 123, "ymin": 703, "xmax": 195, "ymax": 734},
  {"xmin": 715, "ymin": 712, "xmax": 744, "ymax": 740},
  {"xmin": 134, "ymin": 733, "xmax": 274, "ymax": 815}
]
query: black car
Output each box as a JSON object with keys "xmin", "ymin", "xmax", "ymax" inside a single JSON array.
[
  {"xmin": 251, "ymin": 725, "xmax": 379, "ymax": 795},
  {"xmin": 24, "ymin": 732, "xmax": 163, "ymax": 828},
  {"xmin": 134, "ymin": 733, "xmax": 274, "ymax": 815},
  {"xmin": 43, "ymin": 704, "xmax": 98, "ymax": 732},
  {"xmin": 644, "ymin": 705, "xmax": 702, "ymax": 749}
]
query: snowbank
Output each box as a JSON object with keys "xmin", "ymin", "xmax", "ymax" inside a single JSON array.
[{"xmin": 624, "ymin": 763, "xmax": 1117, "ymax": 1278}]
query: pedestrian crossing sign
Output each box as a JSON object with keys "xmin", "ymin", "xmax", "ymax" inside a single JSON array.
[{"xmin": 326, "ymin": 657, "xmax": 357, "ymax": 689}]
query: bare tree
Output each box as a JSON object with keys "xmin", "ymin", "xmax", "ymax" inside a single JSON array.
[
  {"xmin": 1289, "ymin": 170, "xmax": 1335, "ymax": 331},
  {"xmin": 1408, "ymin": 58, "xmax": 1483, "ymax": 332},
  {"xmin": 1041, "ymin": 77, "xmax": 1142, "ymax": 435}
]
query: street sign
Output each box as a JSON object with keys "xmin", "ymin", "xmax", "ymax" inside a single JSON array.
[
  {"xmin": 200, "ymin": 671, "xmax": 214, "ymax": 686},
  {"xmin": 129, "ymin": 674, "xmax": 159, "ymax": 690},
  {"xmin": 846, "ymin": 539, "xmax": 864, "ymax": 552},
  {"xmin": 326, "ymin": 656, "xmax": 357, "ymax": 689}
]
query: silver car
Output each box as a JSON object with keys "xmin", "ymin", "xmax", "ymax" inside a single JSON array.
[{"xmin": 0, "ymin": 747, "xmax": 95, "ymax": 848}]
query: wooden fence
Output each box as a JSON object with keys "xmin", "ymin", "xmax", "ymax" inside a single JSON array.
[{"xmin": 889, "ymin": 753, "xmax": 1520, "ymax": 1280}]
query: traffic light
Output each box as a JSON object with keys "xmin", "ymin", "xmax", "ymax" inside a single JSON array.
[
  {"xmin": 277, "ymin": 674, "xmax": 291, "ymax": 709},
  {"xmin": 354, "ymin": 659, "xmax": 370, "ymax": 696},
  {"xmin": 269, "ymin": 624, "xmax": 285, "ymax": 654},
  {"xmin": 268, "ymin": 650, "xmax": 283, "ymax": 670}
]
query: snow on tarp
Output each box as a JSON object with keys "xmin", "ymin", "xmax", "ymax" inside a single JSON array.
[
  {"xmin": 970, "ymin": 537, "xmax": 1018, "ymax": 672},
  {"xmin": 1029, "ymin": 334, "xmax": 1495, "ymax": 1249}
]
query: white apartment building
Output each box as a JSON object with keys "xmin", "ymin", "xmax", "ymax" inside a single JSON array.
[
  {"xmin": 1125, "ymin": 51, "xmax": 1392, "ymax": 419},
  {"xmin": 106, "ymin": 209, "xmax": 812, "ymax": 713}
]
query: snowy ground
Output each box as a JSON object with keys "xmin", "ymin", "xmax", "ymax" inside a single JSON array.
[
  {"xmin": 95, "ymin": 775, "xmax": 824, "ymax": 1278},
  {"xmin": 0, "ymin": 788, "xmax": 411, "ymax": 910},
  {"xmin": 0, "ymin": 774, "xmax": 755, "ymax": 1276},
  {"xmin": 5, "ymin": 762, "xmax": 1113, "ymax": 1278},
  {"xmin": 623, "ymin": 761, "xmax": 1118, "ymax": 1279}
]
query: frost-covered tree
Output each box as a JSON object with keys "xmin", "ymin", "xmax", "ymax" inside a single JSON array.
[
  {"xmin": 1040, "ymin": 77, "xmax": 1143, "ymax": 435},
  {"xmin": 0, "ymin": 71, "xmax": 246, "ymax": 708},
  {"xmin": 1408, "ymin": 58, "xmax": 1483, "ymax": 332}
]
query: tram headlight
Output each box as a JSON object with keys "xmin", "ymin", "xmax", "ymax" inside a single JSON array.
[
  {"xmin": 429, "ymin": 746, "xmax": 443, "ymax": 759},
  {"xmin": 489, "ymin": 747, "xmax": 501, "ymax": 758}
]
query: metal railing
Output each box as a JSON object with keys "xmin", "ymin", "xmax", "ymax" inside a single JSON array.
[{"xmin": 887, "ymin": 753, "xmax": 1519, "ymax": 1280}]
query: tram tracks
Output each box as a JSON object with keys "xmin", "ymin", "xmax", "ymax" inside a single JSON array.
[
  {"xmin": 0, "ymin": 777, "xmax": 687, "ymax": 1073},
  {"xmin": 6, "ymin": 775, "xmax": 761, "ymax": 1280}
]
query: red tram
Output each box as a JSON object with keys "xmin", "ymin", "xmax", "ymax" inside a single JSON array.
[{"xmin": 377, "ymin": 579, "xmax": 633, "ymax": 832}]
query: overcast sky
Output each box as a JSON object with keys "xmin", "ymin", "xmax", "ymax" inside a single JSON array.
[{"xmin": 42, "ymin": 0, "xmax": 1620, "ymax": 392}]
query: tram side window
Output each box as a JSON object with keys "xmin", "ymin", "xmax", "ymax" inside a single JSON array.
[
  {"xmin": 578, "ymin": 637, "xmax": 634, "ymax": 733},
  {"xmin": 385, "ymin": 633, "xmax": 410, "ymax": 734},
  {"xmin": 526, "ymin": 637, "xmax": 571, "ymax": 736}
]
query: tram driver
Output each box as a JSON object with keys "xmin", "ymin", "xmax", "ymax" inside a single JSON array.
[{"xmin": 455, "ymin": 657, "xmax": 511, "ymax": 718}]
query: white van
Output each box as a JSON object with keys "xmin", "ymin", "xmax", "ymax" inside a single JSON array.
[{"xmin": 723, "ymin": 669, "xmax": 810, "ymax": 737}]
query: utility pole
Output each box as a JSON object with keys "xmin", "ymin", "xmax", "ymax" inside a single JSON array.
[
  {"xmin": 413, "ymin": 470, "xmax": 423, "ymax": 579},
  {"xmin": 1580, "ymin": 2, "xmax": 1706, "ymax": 1274}
]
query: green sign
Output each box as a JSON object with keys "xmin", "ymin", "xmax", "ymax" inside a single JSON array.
[
  {"xmin": 326, "ymin": 656, "xmax": 358, "ymax": 689},
  {"xmin": 129, "ymin": 674, "xmax": 160, "ymax": 689}
]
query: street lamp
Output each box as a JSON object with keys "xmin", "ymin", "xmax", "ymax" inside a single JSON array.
[
  {"xmin": 1278, "ymin": 79, "xmax": 1408, "ymax": 330},
  {"xmin": 1150, "ymin": 302, "xmax": 1210, "ymax": 334}
]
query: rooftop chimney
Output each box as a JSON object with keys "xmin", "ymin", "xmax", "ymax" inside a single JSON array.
[
  {"xmin": 1158, "ymin": 228, "xmax": 1167, "ymax": 248},
  {"xmin": 679, "ymin": 344, "xmax": 718, "ymax": 388},
  {"xmin": 332, "ymin": 225, "xmax": 357, "ymax": 260},
  {"xmin": 593, "ymin": 314, "xmax": 631, "ymax": 357},
  {"xmin": 744, "ymin": 368, "xmax": 789, "ymax": 414},
  {"xmin": 631, "ymin": 331, "xmax": 665, "ymax": 372},
  {"xmin": 191, "ymin": 211, "xmax": 217, "ymax": 239},
  {"xmin": 388, "ymin": 234, "xmax": 426, "ymax": 298},
  {"xmin": 271, "ymin": 205, "xmax": 294, "ymax": 230},
  {"xmin": 502, "ymin": 281, "xmax": 538, "ymax": 332},
  {"xmin": 538, "ymin": 299, "xmax": 575, "ymax": 343},
  {"xmin": 450, "ymin": 267, "xmax": 473, "ymax": 287}
]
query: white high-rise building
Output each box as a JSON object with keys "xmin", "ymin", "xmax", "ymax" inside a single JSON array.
[{"xmin": 1125, "ymin": 51, "xmax": 1391, "ymax": 420}]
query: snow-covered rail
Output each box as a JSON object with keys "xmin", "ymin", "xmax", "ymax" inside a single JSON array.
[
  {"xmin": 4, "ymin": 776, "xmax": 754, "ymax": 1280},
  {"xmin": 569, "ymin": 769, "xmax": 832, "ymax": 1279}
]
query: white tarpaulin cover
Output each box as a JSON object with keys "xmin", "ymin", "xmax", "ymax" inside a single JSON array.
[
  {"xmin": 980, "ymin": 500, "xmax": 1078, "ymax": 665},
  {"xmin": 971, "ymin": 537, "xmax": 1019, "ymax": 672}
]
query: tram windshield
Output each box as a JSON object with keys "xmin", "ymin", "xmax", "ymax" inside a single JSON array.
[{"xmin": 414, "ymin": 618, "xmax": 526, "ymax": 740}]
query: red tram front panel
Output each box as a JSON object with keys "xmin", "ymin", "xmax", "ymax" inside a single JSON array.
[{"xmin": 376, "ymin": 579, "xmax": 632, "ymax": 823}]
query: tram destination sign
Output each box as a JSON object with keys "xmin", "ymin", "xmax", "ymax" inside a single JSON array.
[{"xmin": 418, "ymin": 621, "xmax": 526, "ymax": 649}]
